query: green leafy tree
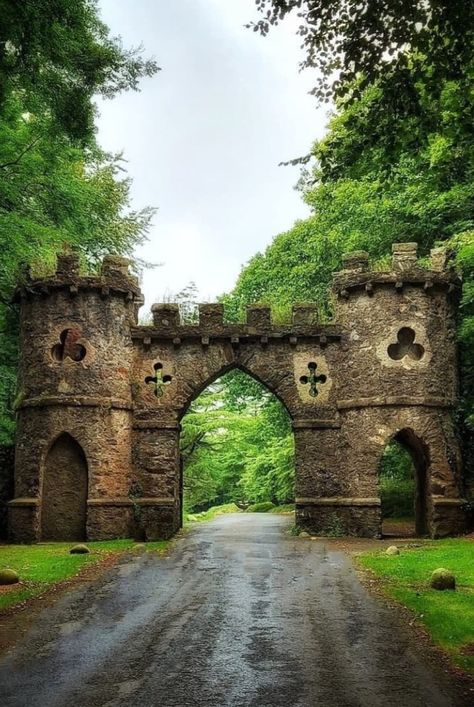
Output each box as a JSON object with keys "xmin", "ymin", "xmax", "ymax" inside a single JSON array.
[
  {"xmin": 0, "ymin": 2, "xmax": 158, "ymax": 444},
  {"xmin": 180, "ymin": 372, "xmax": 294, "ymax": 511},
  {"xmin": 0, "ymin": 0, "xmax": 158, "ymax": 143},
  {"xmin": 251, "ymin": 1, "xmax": 472, "ymax": 105}
]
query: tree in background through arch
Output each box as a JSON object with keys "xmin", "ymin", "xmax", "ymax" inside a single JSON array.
[{"xmin": 180, "ymin": 370, "xmax": 294, "ymax": 515}]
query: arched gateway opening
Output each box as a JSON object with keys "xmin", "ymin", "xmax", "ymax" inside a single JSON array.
[
  {"xmin": 41, "ymin": 433, "xmax": 88, "ymax": 541},
  {"xmin": 379, "ymin": 429, "xmax": 429, "ymax": 538},
  {"xmin": 179, "ymin": 368, "xmax": 295, "ymax": 521}
]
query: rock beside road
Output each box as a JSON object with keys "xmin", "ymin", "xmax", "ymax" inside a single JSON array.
[{"xmin": 430, "ymin": 568, "xmax": 456, "ymax": 590}]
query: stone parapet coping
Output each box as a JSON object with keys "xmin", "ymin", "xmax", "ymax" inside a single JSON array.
[
  {"xmin": 292, "ymin": 419, "xmax": 341, "ymax": 429},
  {"xmin": 131, "ymin": 327, "xmax": 344, "ymax": 344},
  {"xmin": 332, "ymin": 269, "xmax": 460, "ymax": 297},
  {"xmin": 296, "ymin": 497, "xmax": 381, "ymax": 506},
  {"xmin": 337, "ymin": 396, "xmax": 454, "ymax": 410},
  {"xmin": 14, "ymin": 275, "xmax": 141, "ymax": 303},
  {"xmin": 432, "ymin": 497, "xmax": 467, "ymax": 506},
  {"xmin": 7, "ymin": 497, "xmax": 40, "ymax": 507},
  {"xmin": 19, "ymin": 395, "xmax": 132, "ymax": 411},
  {"xmin": 87, "ymin": 497, "xmax": 177, "ymax": 507}
]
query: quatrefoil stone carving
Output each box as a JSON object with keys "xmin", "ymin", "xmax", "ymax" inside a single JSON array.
[
  {"xmin": 145, "ymin": 362, "xmax": 173, "ymax": 397},
  {"xmin": 51, "ymin": 328, "xmax": 86, "ymax": 362},
  {"xmin": 387, "ymin": 327, "xmax": 425, "ymax": 361}
]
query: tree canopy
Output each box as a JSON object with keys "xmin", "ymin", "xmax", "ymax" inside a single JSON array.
[
  {"xmin": 251, "ymin": 1, "xmax": 473, "ymax": 104},
  {"xmin": 181, "ymin": 371, "xmax": 294, "ymax": 512},
  {"xmin": 0, "ymin": 0, "xmax": 158, "ymax": 143}
]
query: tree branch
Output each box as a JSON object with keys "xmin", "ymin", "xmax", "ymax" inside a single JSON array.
[{"xmin": 0, "ymin": 137, "xmax": 41, "ymax": 169}]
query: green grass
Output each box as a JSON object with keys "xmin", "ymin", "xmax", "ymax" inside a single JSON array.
[
  {"xmin": 269, "ymin": 503, "xmax": 295, "ymax": 514},
  {"xmin": 0, "ymin": 539, "xmax": 170, "ymax": 612},
  {"xmin": 246, "ymin": 501, "xmax": 275, "ymax": 513},
  {"xmin": 185, "ymin": 502, "xmax": 296, "ymax": 521},
  {"xmin": 357, "ymin": 538, "xmax": 474, "ymax": 674},
  {"xmin": 185, "ymin": 503, "xmax": 240, "ymax": 523}
]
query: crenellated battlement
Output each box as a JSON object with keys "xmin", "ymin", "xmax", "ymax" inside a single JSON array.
[
  {"xmin": 332, "ymin": 243, "xmax": 460, "ymax": 298},
  {"xmin": 14, "ymin": 252, "xmax": 142, "ymax": 304},
  {"xmin": 135, "ymin": 301, "xmax": 341, "ymax": 345}
]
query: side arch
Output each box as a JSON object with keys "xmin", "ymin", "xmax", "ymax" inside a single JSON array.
[
  {"xmin": 378, "ymin": 427, "xmax": 430, "ymax": 536},
  {"xmin": 41, "ymin": 432, "xmax": 88, "ymax": 541}
]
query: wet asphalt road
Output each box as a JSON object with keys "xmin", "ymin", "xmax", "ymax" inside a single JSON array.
[{"xmin": 0, "ymin": 514, "xmax": 470, "ymax": 707}]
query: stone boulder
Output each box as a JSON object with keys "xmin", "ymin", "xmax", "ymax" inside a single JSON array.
[
  {"xmin": 430, "ymin": 568, "xmax": 455, "ymax": 590},
  {"xmin": 70, "ymin": 544, "xmax": 90, "ymax": 555},
  {"xmin": 385, "ymin": 545, "xmax": 400, "ymax": 556},
  {"xmin": 0, "ymin": 568, "xmax": 19, "ymax": 585}
]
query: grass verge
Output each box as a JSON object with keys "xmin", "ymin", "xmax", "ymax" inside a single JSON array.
[
  {"xmin": 0, "ymin": 539, "xmax": 169, "ymax": 613},
  {"xmin": 269, "ymin": 503, "xmax": 295, "ymax": 514},
  {"xmin": 356, "ymin": 538, "xmax": 474, "ymax": 675},
  {"xmin": 185, "ymin": 502, "xmax": 296, "ymax": 521},
  {"xmin": 185, "ymin": 503, "xmax": 240, "ymax": 523}
]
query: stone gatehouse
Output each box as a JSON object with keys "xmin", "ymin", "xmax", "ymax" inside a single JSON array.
[{"xmin": 8, "ymin": 244, "xmax": 468, "ymax": 542}]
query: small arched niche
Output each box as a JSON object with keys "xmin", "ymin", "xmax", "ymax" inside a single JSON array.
[
  {"xmin": 378, "ymin": 429, "xmax": 429, "ymax": 538},
  {"xmin": 41, "ymin": 433, "xmax": 88, "ymax": 541}
]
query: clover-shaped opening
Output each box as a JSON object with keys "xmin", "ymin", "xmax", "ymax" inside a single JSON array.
[
  {"xmin": 51, "ymin": 329, "xmax": 86, "ymax": 362},
  {"xmin": 388, "ymin": 327, "xmax": 424, "ymax": 361},
  {"xmin": 145, "ymin": 361, "xmax": 173, "ymax": 397},
  {"xmin": 299, "ymin": 361, "xmax": 327, "ymax": 397}
]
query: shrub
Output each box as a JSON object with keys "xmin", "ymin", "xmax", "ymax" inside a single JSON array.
[
  {"xmin": 380, "ymin": 478, "xmax": 414, "ymax": 518},
  {"xmin": 247, "ymin": 501, "xmax": 275, "ymax": 513}
]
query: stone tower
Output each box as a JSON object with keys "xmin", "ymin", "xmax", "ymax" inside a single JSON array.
[
  {"xmin": 9, "ymin": 253, "xmax": 141, "ymax": 542},
  {"xmin": 326, "ymin": 243, "xmax": 465, "ymax": 537}
]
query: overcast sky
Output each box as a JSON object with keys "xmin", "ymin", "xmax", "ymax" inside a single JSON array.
[{"xmin": 96, "ymin": 0, "xmax": 328, "ymax": 308}]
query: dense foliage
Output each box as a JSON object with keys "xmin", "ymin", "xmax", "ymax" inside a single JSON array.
[
  {"xmin": 0, "ymin": 0, "xmax": 158, "ymax": 143},
  {"xmin": 0, "ymin": 1, "xmax": 157, "ymax": 444},
  {"xmin": 181, "ymin": 371, "xmax": 294, "ymax": 512},
  {"xmin": 379, "ymin": 442, "xmax": 415, "ymax": 519}
]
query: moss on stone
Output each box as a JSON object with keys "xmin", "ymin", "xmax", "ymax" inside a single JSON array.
[
  {"xmin": 386, "ymin": 545, "xmax": 400, "ymax": 556},
  {"xmin": 69, "ymin": 544, "xmax": 90, "ymax": 554},
  {"xmin": 0, "ymin": 568, "xmax": 20, "ymax": 585},
  {"xmin": 430, "ymin": 567, "xmax": 455, "ymax": 590}
]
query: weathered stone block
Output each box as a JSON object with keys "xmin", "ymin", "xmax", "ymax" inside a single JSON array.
[
  {"xmin": 246, "ymin": 305, "xmax": 271, "ymax": 329},
  {"xmin": 151, "ymin": 303, "xmax": 180, "ymax": 328},
  {"xmin": 199, "ymin": 303, "xmax": 224, "ymax": 327},
  {"xmin": 391, "ymin": 242, "xmax": 418, "ymax": 271},
  {"xmin": 342, "ymin": 251, "xmax": 369, "ymax": 272}
]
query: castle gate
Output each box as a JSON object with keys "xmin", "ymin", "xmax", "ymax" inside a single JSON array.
[{"xmin": 8, "ymin": 244, "xmax": 467, "ymax": 541}]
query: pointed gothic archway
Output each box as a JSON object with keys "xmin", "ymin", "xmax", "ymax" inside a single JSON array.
[
  {"xmin": 179, "ymin": 367, "xmax": 295, "ymax": 521},
  {"xmin": 379, "ymin": 428, "xmax": 429, "ymax": 538},
  {"xmin": 41, "ymin": 433, "xmax": 88, "ymax": 541}
]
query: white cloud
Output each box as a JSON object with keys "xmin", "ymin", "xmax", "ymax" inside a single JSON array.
[{"xmin": 96, "ymin": 0, "xmax": 329, "ymax": 306}]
